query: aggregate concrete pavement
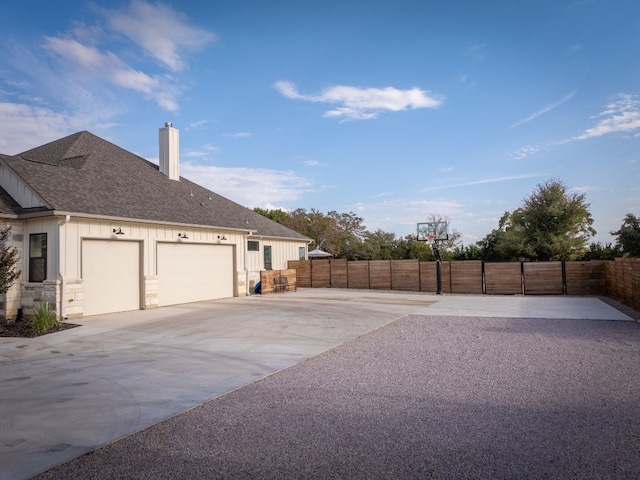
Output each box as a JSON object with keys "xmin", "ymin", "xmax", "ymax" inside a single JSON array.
[{"xmin": 1, "ymin": 290, "xmax": 636, "ymax": 479}]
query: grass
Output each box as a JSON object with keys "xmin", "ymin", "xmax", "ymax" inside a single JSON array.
[{"xmin": 29, "ymin": 301, "xmax": 60, "ymax": 334}]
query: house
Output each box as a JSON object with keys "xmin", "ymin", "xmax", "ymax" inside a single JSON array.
[{"xmin": 0, "ymin": 123, "xmax": 310, "ymax": 319}]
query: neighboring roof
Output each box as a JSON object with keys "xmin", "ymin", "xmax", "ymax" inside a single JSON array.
[
  {"xmin": 308, "ymin": 248, "xmax": 333, "ymax": 258},
  {"xmin": 0, "ymin": 131, "xmax": 308, "ymax": 240}
]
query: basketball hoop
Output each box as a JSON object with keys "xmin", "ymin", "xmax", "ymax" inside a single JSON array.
[{"xmin": 416, "ymin": 220, "xmax": 449, "ymax": 296}]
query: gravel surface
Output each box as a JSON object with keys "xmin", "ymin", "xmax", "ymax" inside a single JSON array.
[{"xmin": 36, "ymin": 313, "xmax": 640, "ymax": 480}]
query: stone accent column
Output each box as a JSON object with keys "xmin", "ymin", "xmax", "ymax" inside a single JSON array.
[
  {"xmin": 237, "ymin": 270, "xmax": 248, "ymax": 296},
  {"xmin": 64, "ymin": 279, "xmax": 84, "ymax": 320},
  {"xmin": 144, "ymin": 275, "xmax": 159, "ymax": 309}
]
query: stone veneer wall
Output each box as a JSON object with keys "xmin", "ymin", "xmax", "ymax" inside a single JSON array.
[
  {"xmin": 238, "ymin": 270, "xmax": 250, "ymax": 296},
  {"xmin": 22, "ymin": 280, "xmax": 61, "ymax": 319},
  {"xmin": 63, "ymin": 279, "xmax": 83, "ymax": 320},
  {"xmin": 144, "ymin": 275, "xmax": 159, "ymax": 309}
]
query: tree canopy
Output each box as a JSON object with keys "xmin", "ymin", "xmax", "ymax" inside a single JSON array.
[
  {"xmin": 611, "ymin": 213, "xmax": 640, "ymax": 257},
  {"xmin": 254, "ymin": 208, "xmax": 460, "ymax": 260},
  {"xmin": 254, "ymin": 180, "xmax": 623, "ymax": 262},
  {"xmin": 477, "ymin": 179, "xmax": 595, "ymax": 261}
]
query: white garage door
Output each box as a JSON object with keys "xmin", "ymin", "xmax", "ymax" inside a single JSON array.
[
  {"xmin": 157, "ymin": 243, "xmax": 234, "ymax": 306},
  {"xmin": 82, "ymin": 240, "xmax": 141, "ymax": 316}
]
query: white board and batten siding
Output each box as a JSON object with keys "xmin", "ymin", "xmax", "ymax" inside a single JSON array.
[
  {"xmin": 246, "ymin": 237, "xmax": 307, "ymax": 272},
  {"xmin": 22, "ymin": 217, "xmax": 305, "ymax": 317},
  {"xmin": 0, "ymin": 162, "xmax": 49, "ymax": 209},
  {"xmin": 157, "ymin": 243, "xmax": 234, "ymax": 306},
  {"xmin": 64, "ymin": 218, "xmax": 242, "ymax": 315}
]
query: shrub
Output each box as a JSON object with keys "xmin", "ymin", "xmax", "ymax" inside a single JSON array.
[{"xmin": 29, "ymin": 302, "xmax": 59, "ymax": 334}]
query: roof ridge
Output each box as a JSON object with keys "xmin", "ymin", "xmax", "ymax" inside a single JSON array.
[{"xmin": 18, "ymin": 131, "xmax": 90, "ymax": 162}]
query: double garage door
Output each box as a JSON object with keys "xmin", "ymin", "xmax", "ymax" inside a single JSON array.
[{"xmin": 82, "ymin": 240, "xmax": 233, "ymax": 316}]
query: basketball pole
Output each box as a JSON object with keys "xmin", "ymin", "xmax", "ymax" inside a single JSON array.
[
  {"xmin": 417, "ymin": 222, "xmax": 446, "ymax": 296},
  {"xmin": 433, "ymin": 239, "xmax": 443, "ymax": 295}
]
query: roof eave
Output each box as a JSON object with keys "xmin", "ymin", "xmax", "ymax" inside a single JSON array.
[{"xmin": 15, "ymin": 210, "xmax": 259, "ymax": 234}]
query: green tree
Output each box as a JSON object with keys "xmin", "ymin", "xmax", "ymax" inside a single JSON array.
[
  {"xmin": 253, "ymin": 207, "xmax": 291, "ymax": 225},
  {"xmin": 611, "ymin": 213, "xmax": 640, "ymax": 257},
  {"xmin": 577, "ymin": 242, "xmax": 622, "ymax": 260},
  {"xmin": 254, "ymin": 207, "xmax": 465, "ymax": 261},
  {"xmin": 0, "ymin": 226, "xmax": 21, "ymax": 295},
  {"xmin": 360, "ymin": 229, "xmax": 397, "ymax": 260},
  {"xmin": 254, "ymin": 207, "xmax": 368, "ymax": 258},
  {"xmin": 451, "ymin": 244, "xmax": 482, "ymax": 260},
  {"xmin": 326, "ymin": 211, "xmax": 367, "ymax": 259},
  {"xmin": 476, "ymin": 211, "xmax": 527, "ymax": 261},
  {"xmin": 478, "ymin": 180, "xmax": 595, "ymax": 261}
]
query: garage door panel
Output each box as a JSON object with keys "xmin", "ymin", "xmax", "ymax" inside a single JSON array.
[
  {"xmin": 83, "ymin": 240, "xmax": 140, "ymax": 316},
  {"xmin": 158, "ymin": 243, "xmax": 233, "ymax": 306}
]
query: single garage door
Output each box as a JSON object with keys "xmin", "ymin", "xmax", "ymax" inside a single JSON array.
[
  {"xmin": 82, "ymin": 240, "xmax": 141, "ymax": 316},
  {"xmin": 157, "ymin": 243, "xmax": 234, "ymax": 306}
]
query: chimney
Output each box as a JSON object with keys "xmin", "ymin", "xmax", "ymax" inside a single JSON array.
[{"xmin": 159, "ymin": 122, "xmax": 179, "ymax": 180}]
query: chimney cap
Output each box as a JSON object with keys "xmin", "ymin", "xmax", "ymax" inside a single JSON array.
[{"xmin": 165, "ymin": 122, "xmax": 172, "ymax": 127}]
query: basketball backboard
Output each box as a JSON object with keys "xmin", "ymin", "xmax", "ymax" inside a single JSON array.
[{"xmin": 417, "ymin": 221, "xmax": 449, "ymax": 242}]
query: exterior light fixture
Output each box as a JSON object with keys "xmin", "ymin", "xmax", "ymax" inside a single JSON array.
[
  {"xmin": 217, "ymin": 235, "xmax": 227, "ymax": 241},
  {"xmin": 178, "ymin": 232, "xmax": 188, "ymax": 239},
  {"xmin": 113, "ymin": 227, "xmax": 124, "ymax": 235}
]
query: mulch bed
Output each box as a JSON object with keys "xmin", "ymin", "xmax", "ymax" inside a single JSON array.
[{"xmin": 0, "ymin": 319, "xmax": 80, "ymax": 338}]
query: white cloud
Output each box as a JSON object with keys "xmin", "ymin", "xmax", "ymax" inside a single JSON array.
[
  {"xmin": 509, "ymin": 90, "xmax": 577, "ymax": 129},
  {"xmin": 425, "ymin": 173, "xmax": 546, "ymax": 191},
  {"xmin": 570, "ymin": 185, "xmax": 601, "ymax": 193},
  {"xmin": 468, "ymin": 44, "xmax": 486, "ymax": 62},
  {"xmin": 44, "ymin": 36, "xmax": 178, "ymax": 111},
  {"xmin": 574, "ymin": 94, "xmax": 640, "ymax": 140},
  {"xmin": 2, "ymin": 1, "xmax": 215, "ymax": 117},
  {"xmin": 509, "ymin": 145, "xmax": 540, "ymax": 160},
  {"xmin": 188, "ymin": 120, "xmax": 210, "ymax": 129},
  {"xmin": 223, "ymin": 132, "xmax": 252, "ymax": 139},
  {"xmin": 274, "ymin": 81, "xmax": 443, "ymax": 121},
  {"xmin": 180, "ymin": 163, "xmax": 316, "ymax": 207},
  {"xmin": 0, "ymin": 102, "xmax": 92, "ymax": 154},
  {"xmin": 101, "ymin": 0, "xmax": 216, "ymax": 72},
  {"xmin": 183, "ymin": 144, "xmax": 220, "ymax": 158},
  {"xmin": 346, "ymin": 197, "xmax": 464, "ymax": 236},
  {"xmin": 302, "ymin": 159, "xmax": 327, "ymax": 167}
]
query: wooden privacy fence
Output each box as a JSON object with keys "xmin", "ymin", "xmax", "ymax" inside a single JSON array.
[
  {"xmin": 604, "ymin": 258, "xmax": 640, "ymax": 312},
  {"xmin": 288, "ymin": 259, "xmax": 613, "ymax": 297},
  {"xmin": 259, "ymin": 269, "xmax": 297, "ymax": 294}
]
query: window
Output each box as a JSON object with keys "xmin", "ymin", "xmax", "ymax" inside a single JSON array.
[
  {"xmin": 248, "ymin": 240, "xmax": 259, "ymax": 251},
  {"xmin": 264, "ymin": 245, "xmax": 272, "ymax": 270},
  {"xmin": 299, "ymin": 247, "xmax": 306, "ymax": 260},
  {"xmin": 29, "ymin": 233, "xmax": 47, "ymax": 282}
]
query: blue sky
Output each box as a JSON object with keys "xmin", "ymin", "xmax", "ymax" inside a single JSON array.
[{"xmin": 1, "ymin": 1, "xmax": 638, "ymax": 245}]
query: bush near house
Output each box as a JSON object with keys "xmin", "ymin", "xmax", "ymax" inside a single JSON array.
[
  {"xmin": 0, "ymin": 225, "xmax": 21, "ymax": 296},
  {"xmin": 29, "ymin": 302, "xmax": 60, "ymax": 335}
]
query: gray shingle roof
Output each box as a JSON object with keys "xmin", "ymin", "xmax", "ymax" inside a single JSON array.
[
  {"xmin": 1, "ymin": 131, "xmax": 308, "ymax": 240},
  {"xmin": 0, "ymin": 186, "xmax": 21, "ymax": 216}
]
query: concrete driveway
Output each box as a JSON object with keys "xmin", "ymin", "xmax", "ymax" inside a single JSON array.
[
  {"xmin": 0, "ymin": 290, "xmax": 634, "ymax": 480},
  {"xmin": 1, "ymin": 289, "xmax": 432, "ymax": 480}
]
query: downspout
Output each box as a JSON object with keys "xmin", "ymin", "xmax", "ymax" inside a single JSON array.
[
  {"xmin": 244, "ymin": 231, "xmax": 250, "ymax": 296},
  {"xmin": 58, "ymin": 215, "xmax": 70, "ymax": 320},
  {"xmin": 243, "ymin": 229, "xmax": 257, "ymax": 295}
]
